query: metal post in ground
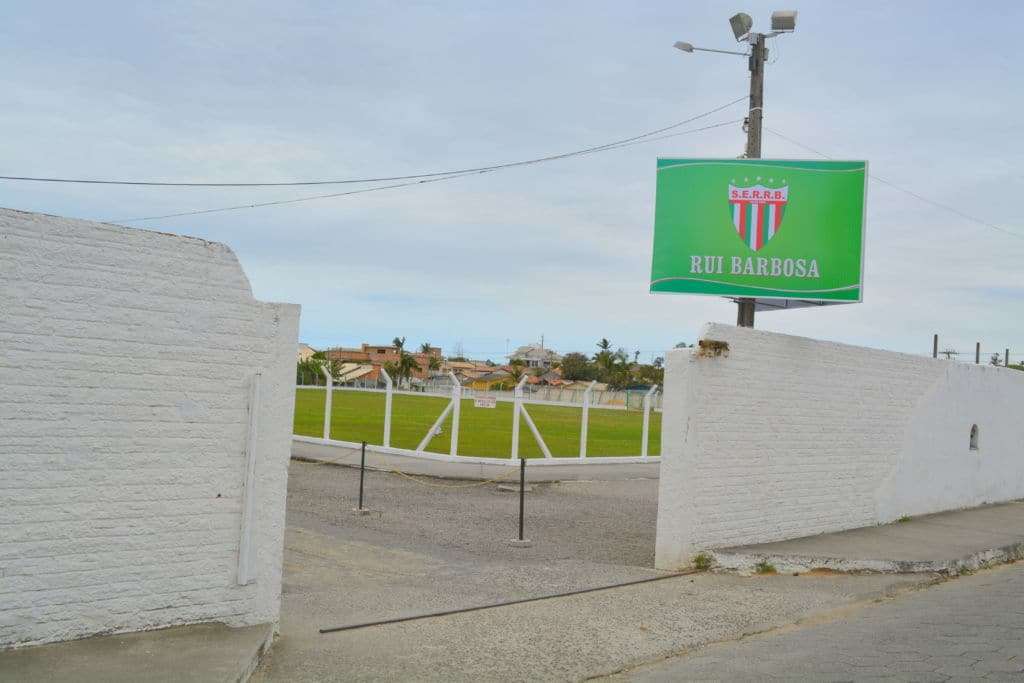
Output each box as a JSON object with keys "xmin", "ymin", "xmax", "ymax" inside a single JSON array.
[
  {"xmin": 1006, "ymin": 349, "xmax": 1010, "ymax": 367},
  {"xmin": 976, "ymin": 342, "xmax": 981, "ymax": 365},
  {"xmin": 932, "ymin": 334, "xmax": 938, "ymax": 359},
  {"xmin": 353, "ymin": 441, "xmax": 370, "ymax": 515},
  {"xmin": 509, "ymin": 458, "xmax": 531, "ymax": 547}
]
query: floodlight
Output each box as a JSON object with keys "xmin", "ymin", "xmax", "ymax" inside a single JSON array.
[
  {"xmin": 729, "ymin": 12, "xmax": 753, "ymax": 41},
  {"xmin": 770, "ymin": 10, "xmax": 797, "ymax": 32},
  {"xmin": 673, "ymin": 41, "xmax": 695, "ymax": 53}
]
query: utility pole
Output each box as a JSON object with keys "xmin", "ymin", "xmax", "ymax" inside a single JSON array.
[
  {"xmin": 675, "ymin": 11, "xmax": 795, "ymax": 330},
  {"xmin": 736, "ymin": 33, "xmax": 766, "ymax": 328}
]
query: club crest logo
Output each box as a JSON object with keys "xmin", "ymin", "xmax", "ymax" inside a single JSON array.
[{"xmin": 728, "ymin": 179, "xmax": 788, "ymax": 251}]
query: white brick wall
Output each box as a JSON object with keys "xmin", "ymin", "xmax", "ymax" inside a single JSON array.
[
  {"xmin": 655, "ymin": 323, "xmax": 1024, "ymax": 570},
  {"xmin": 0, "ymin": 208, "xmax": 300, "ymax": 647}
]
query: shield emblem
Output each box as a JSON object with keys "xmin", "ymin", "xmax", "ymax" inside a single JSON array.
[{"xmin": 728, "ymin": 183, "xmax": 788, "ymax": 251}]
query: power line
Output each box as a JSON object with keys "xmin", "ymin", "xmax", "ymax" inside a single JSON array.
[
  {"xmin": 5, "ymin": 97, "xmax": 746, "ymax": 189},
  {"xmin": 764, "ymin": 127, "xmax": 1024, "ymax": 241},
  {"xmin": 109, "ymin": 118, "xmax": 743, "ymax": 223}
]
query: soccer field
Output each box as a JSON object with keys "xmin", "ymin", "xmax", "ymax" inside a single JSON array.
[{"xmin": 293, "ymin": 388, "xmax": 661, "ymax": 458}]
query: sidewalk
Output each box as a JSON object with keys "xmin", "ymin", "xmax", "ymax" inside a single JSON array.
[
  {"xmin": 713, "ymin": 500, "xmax": 1024, "ymax": 574},
  {"xmin": 0, "ymin": 622, "xmax": 273, "ymax": 683}
]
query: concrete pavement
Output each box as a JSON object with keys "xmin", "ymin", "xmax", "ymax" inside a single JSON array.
[
  {"xmin": 713, "ymin": 500, "xmax": 1024, "ymax": 574},
  {"xmin": 0, "ymin": 622, "xmax": 273, "ymax": 682},
  {"xmin": 253, "ymin": 461, "xmax": 934, "ymax": 681},
  {"xmin": 612, "ymin": 560, "xmax": 1024, "ymax": 681}
]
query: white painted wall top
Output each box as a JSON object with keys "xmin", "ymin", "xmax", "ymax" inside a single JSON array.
[
  {"xmin": 0, "ymin": 208, "xmax": 300, "ymax": 647},
  {"xmin": 655, "ymin": 323, "xmax": 1024, "ymax": 570}
]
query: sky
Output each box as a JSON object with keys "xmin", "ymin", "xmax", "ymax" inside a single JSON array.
[{"xmin": 1, "ymin": 1, "xmax": 1021, "ymax": 363}]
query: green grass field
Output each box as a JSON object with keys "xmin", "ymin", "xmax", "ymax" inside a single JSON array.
[{"xmin": 293, "ymin": 388, "xmax": 661, "ymax": 458}]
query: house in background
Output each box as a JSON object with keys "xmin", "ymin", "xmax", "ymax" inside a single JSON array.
[
  {"xmin": 325, "ymin": 343, "xmax": 442, "ymax": 382},
  {"xmin": 510, "ymin": 343, "xmax": 561, "ymax": 369},
  {"xmin": 444, "ymin": 359, "xmax": 495, "ymax": 384},
  {"xmin": 466, "ymin": 369, "xmax": 514, "ymax": 391},
  {"xmin": 297, "ymin": 343, "xmax": 317, "ymax": 362}
]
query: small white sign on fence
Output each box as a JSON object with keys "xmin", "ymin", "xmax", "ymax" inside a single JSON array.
[{"xmin": 474, "ymin": 395, "xmax": 497, "ymax": 409}]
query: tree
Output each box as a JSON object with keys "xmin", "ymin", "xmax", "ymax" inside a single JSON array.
[
  {"xmin": 605, "ymin": 363, "xmax": 633, "ymax": 391},
  {"xmin": 420, "ymin": 341, "xmax": 433, "ymax": 354},
  {"xmin": 508, "ymin": 359, "xmax": 526, "ymax": 384},
  {"xmin": 560, "ymin": 352, "xmax": 594, "ymax": 381},
  {"xmin": 296, "ymin": 358, "xmax": 325, "ymax": 385},
  {"xmin": 396, "ymin": 352, "xmax": 421, "ymax": 387},
  {"xmin": 637, "ymin": 364, "xmax": 664, "ymax": 385},
  {"xmin": 633, "ymin": 350, "xmax": 641, "ymax": 364},
  {"xmin": 990, "ymin": 353, "xmax": 1003, "ymax": 366},
  {"xmin": 382, "ymin": 360, "xmax": 399, "ymax": 385},
  {"xmin": 653, "ymin": 356, "xmax": 664, "ymax": 369},
  {"xmin": 392, "ymin": 336, "xmax": 406, "ymax": 353},
  {"xmin": 674, "ymin": 341, "xmax": 692, "ymax": 349},
  {"xmin": 428, "ymin": 356, "xmax": 441, "ymax": 372},
  {"xmin": 594, "ymin": 338, "xmax": 615, "ymax": 374}
]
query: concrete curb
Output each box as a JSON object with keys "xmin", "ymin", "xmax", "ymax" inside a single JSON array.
[
  {"xmin": 712, "ymin": 540, "xmax": 1024, "ymax": 576},
  {"xmin": 291, "ymin": 438, "xmax": 661, "ymax": 482}
]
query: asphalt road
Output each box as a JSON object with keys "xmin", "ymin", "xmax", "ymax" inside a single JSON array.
[{"xmin": 614, "ymin": 561, "xmax": 1024, "ymax": 681}]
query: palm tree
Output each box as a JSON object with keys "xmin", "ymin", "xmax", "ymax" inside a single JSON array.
[
  {"xmin": 419, "ymin": 341, "xmax": 432, "ymax": 354},
  {"xmin": 393, "ymin": 336, "xmax": 406, "ymax": 353},
  {"xmin": 397, "ymin": 352, "xmax": 421, "ymax": 388},
  {"xmin": 428, "ymin": 356, "xmax": 441, "ymax": 373}
]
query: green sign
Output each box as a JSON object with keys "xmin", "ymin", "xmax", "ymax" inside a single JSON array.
[{"xmin": 650, "ymin": 158, "xmax": 867, "ymax": 304}]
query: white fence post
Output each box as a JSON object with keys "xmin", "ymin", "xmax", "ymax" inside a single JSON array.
[
  {"xmin": 579, "ymin": 380, "xmax": 596, "ymax": 459},
  {"xmin": 449, "ymin": 371, "xmax": 461, "ymax": 457},
  {"xmin": 641, "ymin": 384, "xmax": 658, "ymax": 461},
  {"xmin": 320, "ymin": 365, "xmax": 333, "ymax": 440},
  {"xmin": 380, "ymin": 366, "xmax": 393, "ymax": 448},
  {"xmin": 510, "ymin": 374, "xmax": 528, "ymax": 460}
]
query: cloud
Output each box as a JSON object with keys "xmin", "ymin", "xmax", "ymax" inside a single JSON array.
[{"xmin": 0, "ymin": 1, "xmax": 1021, "ymax": 362}]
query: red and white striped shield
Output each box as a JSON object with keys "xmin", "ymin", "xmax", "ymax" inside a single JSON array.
[{"xmin": 728, "ymin": 184, "xmax": 788, "ymax": 251}]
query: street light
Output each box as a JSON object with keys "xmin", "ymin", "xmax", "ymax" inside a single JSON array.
[
  {"xmin": 771, "ymin": 10, "xmax": 798, "ymax": 32},
  {"xmin": 672, "ymin": 41, "xmax": 747, "ymax": 57},
  {"xmin": 673, "ymin": 10, "xmax": 797, "ymax": 329},
  {"xmin": 729, "ymin": 12, "xmax": 753, "ymax": 41}
]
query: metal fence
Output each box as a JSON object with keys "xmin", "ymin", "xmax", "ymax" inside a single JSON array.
[{"xmin": 295, "ymin": 367, "xmax": 661, "ymax": 460}]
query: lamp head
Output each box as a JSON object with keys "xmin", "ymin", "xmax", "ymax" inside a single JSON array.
[
  {"xmin": 729, "ymin": 12, "xmax": 754, "ymax": 41},
  {"xmin": 673, "ymin": 41, "xmax": 695, "ymax": 53},
  {"xmin": 770, "ymin": 10, "xmax": 797, "ymax": 32}
]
